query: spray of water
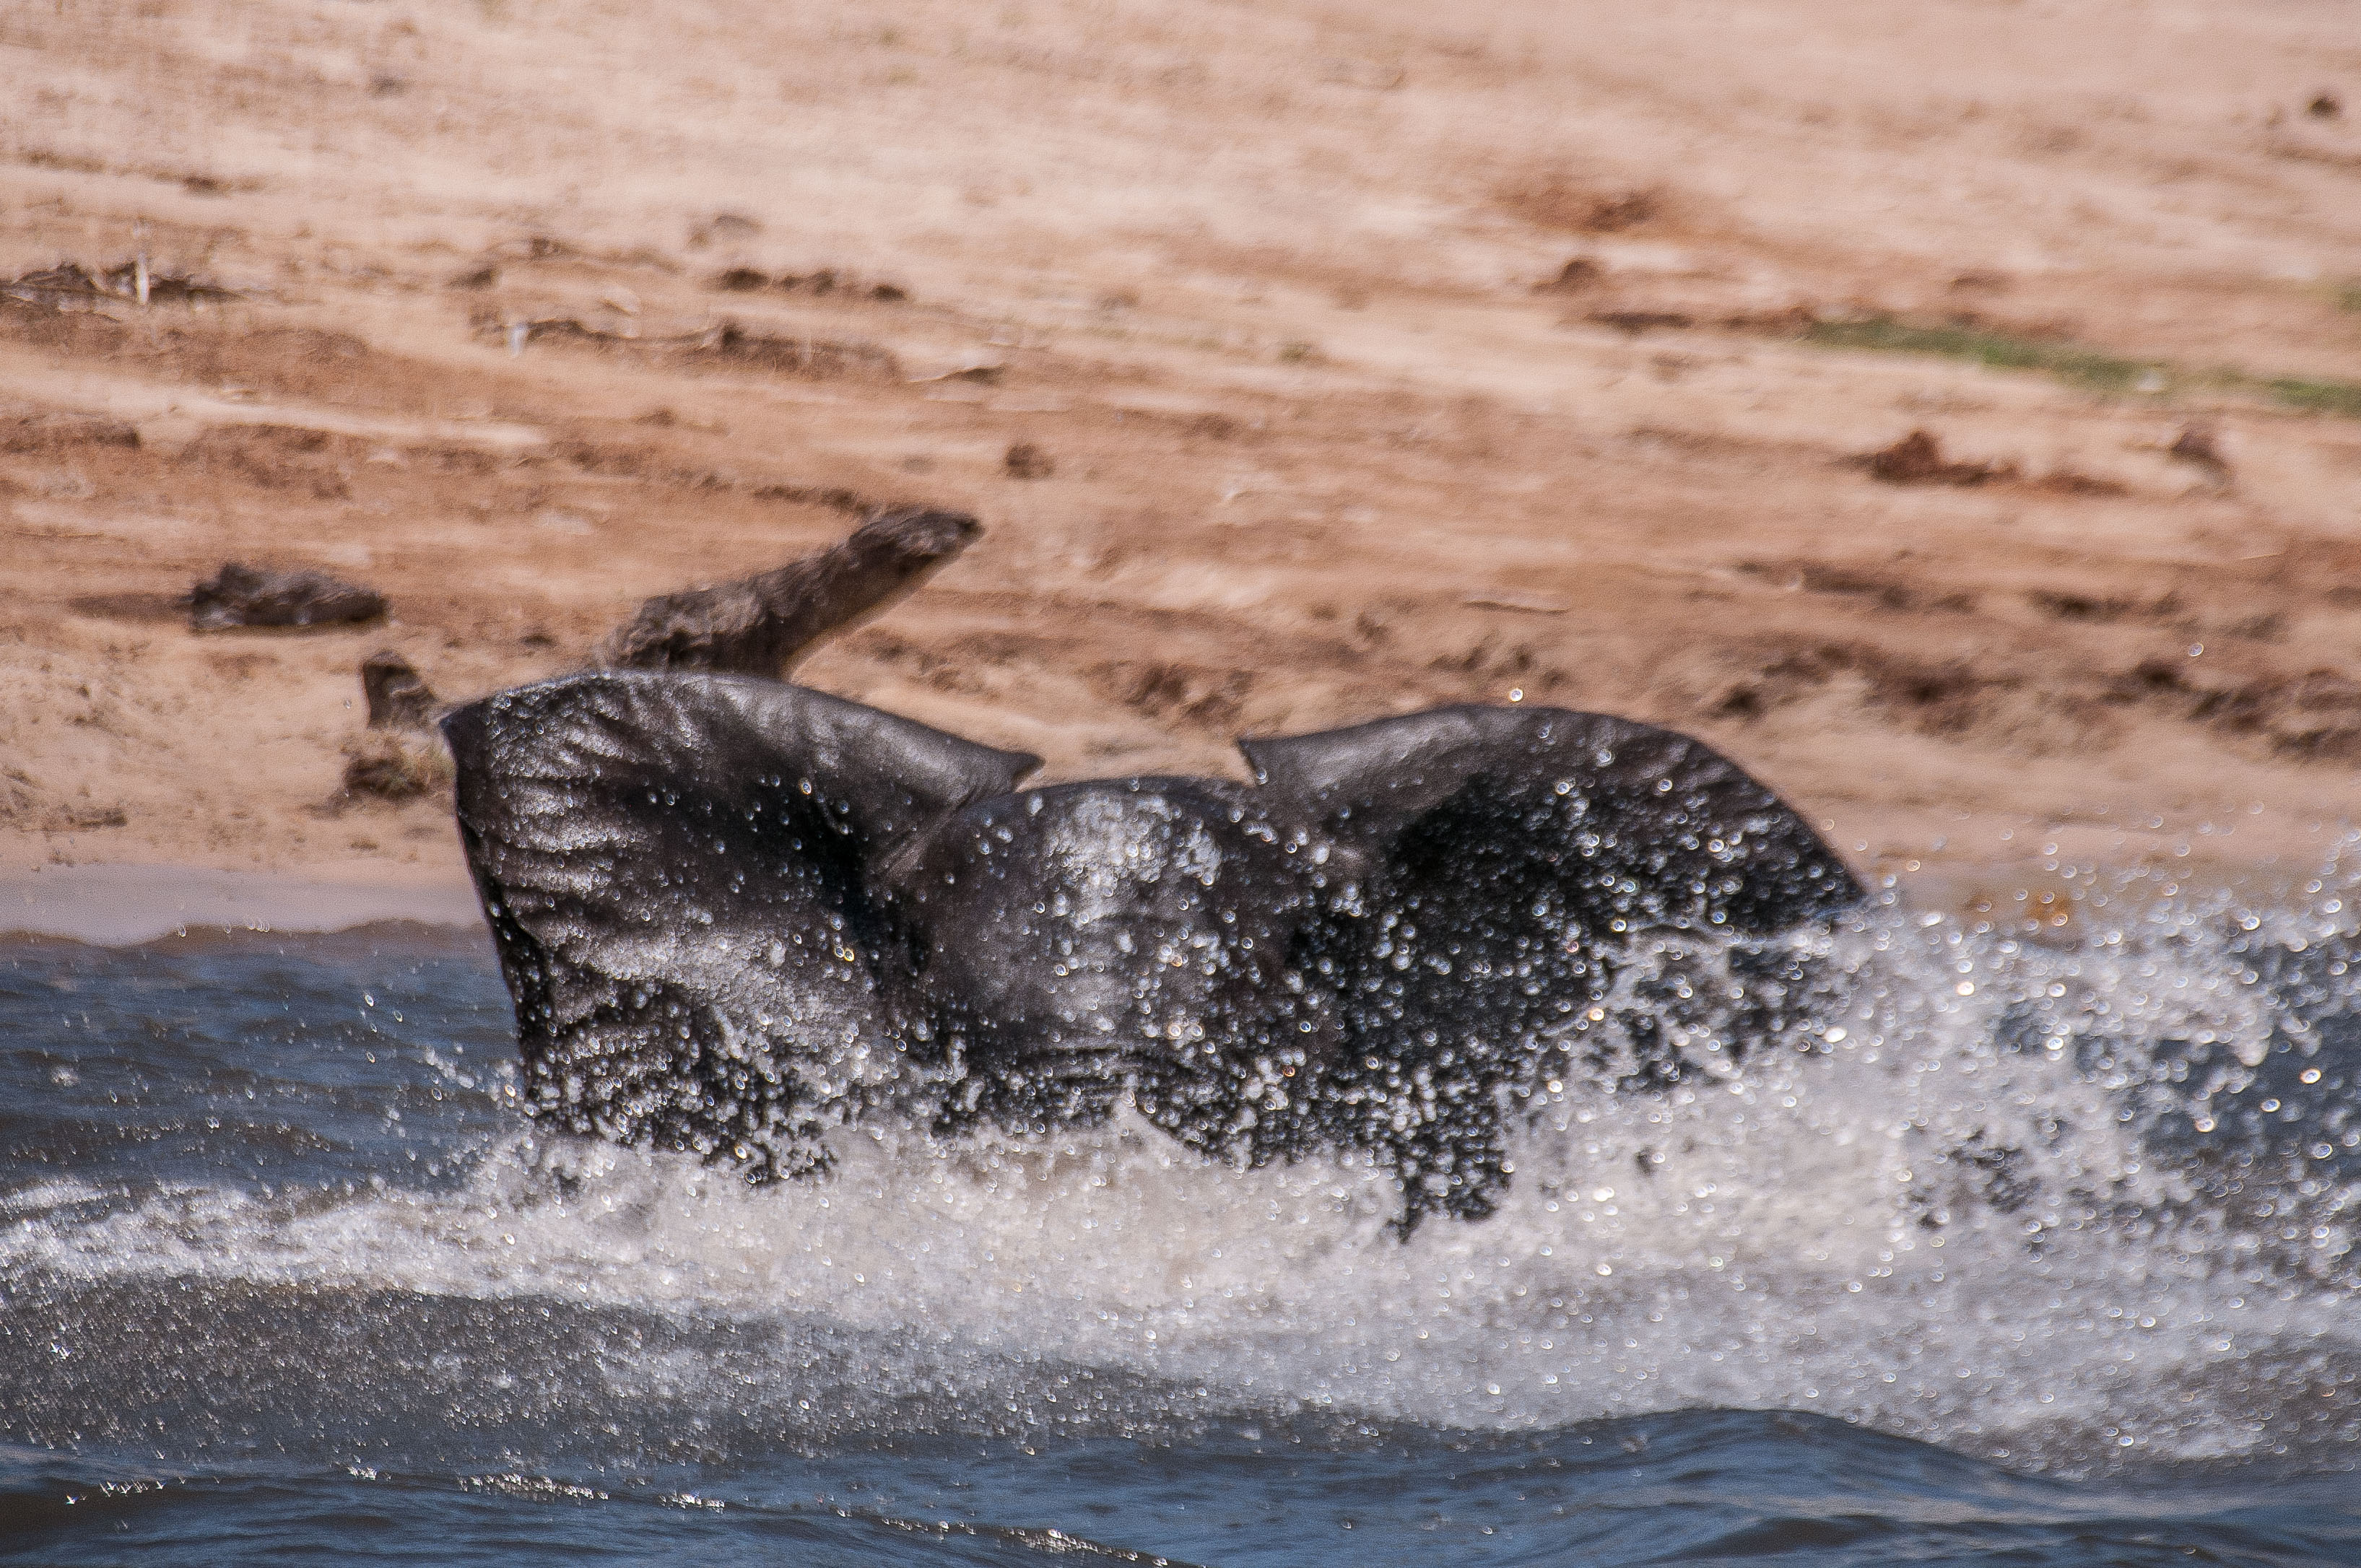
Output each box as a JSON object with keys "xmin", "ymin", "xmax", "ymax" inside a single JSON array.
[{"xmin": 4, "ymin": 855, "xmax": 2357, "ymax": 1475}]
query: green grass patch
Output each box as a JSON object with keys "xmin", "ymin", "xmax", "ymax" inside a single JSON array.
[
  {"xmin": 1804, "ymin": 316, "xmax": 2163, "ymax": 393},
  {"xmin": 2265, "ymin": 377, "xmax": 2361, "ymax": 418},
  {"xmin": 1801, "ymin": 314, "xmax": 2361, "ymax": 419}
]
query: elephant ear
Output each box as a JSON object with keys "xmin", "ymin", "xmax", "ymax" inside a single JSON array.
[
  {"xmin": 442, "ymin": 671, "xmax": 1039, "ymax": 1176},
  {"xmin": 1240, "ymin": 705, "xmax": 1861, "ymax": 1230},
  {"xmin": 1237, "ymin": 703, "xmax": 1860, "ymax": 936}
]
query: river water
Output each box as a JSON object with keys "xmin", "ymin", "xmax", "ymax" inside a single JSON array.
[{"xmin": 2, "ymin": 858, "xmax": 2357, "ymax": 1564}]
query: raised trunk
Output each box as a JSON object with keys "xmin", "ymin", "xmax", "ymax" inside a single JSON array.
[{"xmin": 593, "ymin": 505, "xmax": 980, "ymax": 678}]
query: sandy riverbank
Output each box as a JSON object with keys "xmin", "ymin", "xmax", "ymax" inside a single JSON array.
[{"xmin": 2, "ymin": 0, "xmax": 2358, "ymax": 913}]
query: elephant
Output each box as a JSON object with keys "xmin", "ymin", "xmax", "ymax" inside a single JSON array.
[{"xmin": 443, "ymin": 671, "xmax": 1861, "ymax": 1229}]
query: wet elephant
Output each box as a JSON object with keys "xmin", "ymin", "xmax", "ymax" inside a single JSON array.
[{"xmin": 443, "ymin": 671, "xmax": 1862, "ymax": 1227}]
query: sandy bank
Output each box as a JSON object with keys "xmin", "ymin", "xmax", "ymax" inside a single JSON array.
[{"xmin": 1, "ymin": 0, "xmax": 2356, "ymax": 901}]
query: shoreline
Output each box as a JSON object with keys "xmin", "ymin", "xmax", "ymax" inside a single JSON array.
[
  {"xmin": 7, "ymin": 817, "xmax": 2351, "ymax": 947},
  {"xmin": 0, "ymin": 861, "xmax": 484, "ymax": 946}
]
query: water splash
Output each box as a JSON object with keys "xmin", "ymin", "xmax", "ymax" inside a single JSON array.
[{"xmin": 4, "ymin": 853, "xmax": 2357, "ymax": 1478}]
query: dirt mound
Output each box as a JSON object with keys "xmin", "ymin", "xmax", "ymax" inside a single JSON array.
[{"xmin": 1860, "ymin": 430, "xmax": 2014, "ymax": 487}]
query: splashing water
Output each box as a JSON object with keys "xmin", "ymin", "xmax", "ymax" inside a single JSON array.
[{"xmin": 1, "ymin": 854, "xmax": 2357, "ymax": 1562}]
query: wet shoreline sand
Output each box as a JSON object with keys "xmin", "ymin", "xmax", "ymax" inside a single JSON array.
[{"xmin": 9, "ymin": 827, "xmax": 2350, "ymax": 949}]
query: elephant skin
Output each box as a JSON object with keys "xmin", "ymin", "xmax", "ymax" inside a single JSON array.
[{"xmin": 443, "ymin": 671, "xmax": 1862, "ymax": 1227}]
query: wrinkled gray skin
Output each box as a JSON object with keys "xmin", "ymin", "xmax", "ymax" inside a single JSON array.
[{"xmin": 444, "ymin": 671, "xmax": 1863, "ymax": 1229}]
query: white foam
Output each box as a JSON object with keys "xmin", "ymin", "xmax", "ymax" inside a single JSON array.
[{"xmin": 5, "ymin": 868, "xmax": 2356, "ymax": 1469}]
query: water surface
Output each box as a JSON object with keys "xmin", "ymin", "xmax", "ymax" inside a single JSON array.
[{"xmin": 3, "ymin": 865, "xmax": 2358, "ymax": 1564}]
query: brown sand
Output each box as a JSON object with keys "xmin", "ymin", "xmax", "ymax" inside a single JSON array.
[{"xmin": 3, "ymin": 0, "xmax": 2359, "ymax": 919}]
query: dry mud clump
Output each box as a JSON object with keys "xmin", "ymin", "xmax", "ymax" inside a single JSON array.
[
  {"xmin": 188, "ymin": 564, "xmax": 388, "ymax": 632},
  {"xmin": 1860, "ymin": 430, "xmax": 2014, "ymax": 487}
]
